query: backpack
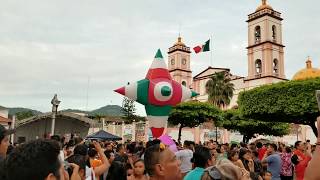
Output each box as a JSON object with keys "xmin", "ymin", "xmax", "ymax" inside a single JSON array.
[{"xmin": 291, "ymin": 154, "xmax": 299, "ymax": 165}]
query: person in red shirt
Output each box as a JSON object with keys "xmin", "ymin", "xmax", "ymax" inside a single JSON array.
[
  {"xmin": 257, "ymin": 142, "xmax": 267, "ymax": 160},
  {"xmin": 293, "ymin": 141, "xmax": 311, "ymax": 180}
]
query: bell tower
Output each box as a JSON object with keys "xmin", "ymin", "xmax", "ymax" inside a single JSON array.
[
  {"xmin": 168, "ymin": 36, "xmax": 192, "ymax": 88},
  {"xmin": 246, "ymin": 0, "xmax": 285, "ymax": 80}
]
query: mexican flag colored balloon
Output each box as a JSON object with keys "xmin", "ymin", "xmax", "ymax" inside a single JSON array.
[{"xmin": 114, "ymin": 49, "xmax": 199, "ymax": 138}]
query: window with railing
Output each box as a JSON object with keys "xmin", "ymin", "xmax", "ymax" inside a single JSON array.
[
  {"xmin": 255, "ymin": 59, "xmax": 262, "ymax": 75},
  {"xmin": 273, "ymin": 59, "xmax": 279, "ymax": 75},
  {"xmin": 272, "ymin": 25, "xmax": 277, "ymax": 42},
  {"xmin": 255, "ymin": 26, "xmax": 261, "ymax": 43}
]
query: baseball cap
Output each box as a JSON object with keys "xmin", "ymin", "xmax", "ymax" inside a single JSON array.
[{"xmin": 0, "ymin": 124, "xmax": 15, "ymax": 136}]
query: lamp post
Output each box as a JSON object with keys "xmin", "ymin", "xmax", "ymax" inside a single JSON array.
[{"xmin": 51, "ymin": 94, "xmax": 61, "ymax": 136}]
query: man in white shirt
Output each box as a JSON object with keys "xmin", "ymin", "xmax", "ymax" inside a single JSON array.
[{"xmin": 175, "ymin": 140, "xmax": 193, "ymax": 177}]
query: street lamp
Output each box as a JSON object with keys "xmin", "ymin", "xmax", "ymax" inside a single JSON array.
[{"xmin": 51, "ymin": 94, "xmax": 61, "ymax": 136}]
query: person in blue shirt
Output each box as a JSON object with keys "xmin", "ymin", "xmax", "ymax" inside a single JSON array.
[
  {"xmin": 184, "ymin": 146, "xmax": 215, "ymax": 180},
  {"xmin": 262, "ymin": 143, "xmax": 282, "ymax": 180}
]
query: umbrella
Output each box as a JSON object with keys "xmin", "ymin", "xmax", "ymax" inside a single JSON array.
[
  {"xmin": 86, "ymin": 130, "xmax": 122, "ymax": 141},
  {"xmin": 159, "ymin": 134, "xmax": 178, "ymax": 152},
  {"xmin": 159, "ymin": 134, "xmax": 175, "ymax": 145}
]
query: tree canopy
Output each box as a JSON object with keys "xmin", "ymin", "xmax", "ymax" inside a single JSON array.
[
  {"xmin": 238, "ymin": 78, "xmax": 320, "ymax": 136},
  {"xmin": 168, "ymin": 101, "xmax": 221, "ymax": 143},
  {"xmin": 121, "ymin": 97, "xmax": 136, "ymax": 123},
  {"xmin": 16, "ymin": 111, "xmax": 35, "ymax": 120},
  {"xmin": 218, "ymin": 109, "xmax": 290, "ymax": 143},
  {"xmin": 205, "ymin": 71, "xmax": 235, "ymax": 108}
]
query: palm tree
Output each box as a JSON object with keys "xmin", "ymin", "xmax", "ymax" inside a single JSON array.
[
  {"xmin": 206, "ymin": 71, "xmax": 235, "ymax": 142},
  {"xmin": 205, "ymin": 71, "xmax": 235, "ymax": 108}
]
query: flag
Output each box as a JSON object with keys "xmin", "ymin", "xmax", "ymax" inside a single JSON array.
[{"xmin": 193, "ymin": 39, "xmax": 210, "ymax": 54}]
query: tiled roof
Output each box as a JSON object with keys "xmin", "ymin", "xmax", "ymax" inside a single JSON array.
[{"xmin": 0, "ymin": 116, "xmax": 12, "ymax": 123}]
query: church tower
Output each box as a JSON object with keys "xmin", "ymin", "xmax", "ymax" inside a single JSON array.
[
  {"xmin": 246, "ymin": 0, "xmax": 286, "ymax": 81},
  {"xmin": 168, "ymin": 37, "xmax": 193, "ymax": 88}
]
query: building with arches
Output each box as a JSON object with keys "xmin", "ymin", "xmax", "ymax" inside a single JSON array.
[{"xmin": 168, "ymin": 0, "xmax": 287, "ymax": 109}]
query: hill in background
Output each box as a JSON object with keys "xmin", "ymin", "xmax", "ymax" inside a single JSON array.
[{"xmin": 6, "ymin": 105, "xmax": 124, "ymax": 117}]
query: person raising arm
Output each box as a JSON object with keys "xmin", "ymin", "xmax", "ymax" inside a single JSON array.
[
  {"xmin": 91, "ymin": 141, "xmax": 110, "ymax": 179},
  {"xmin": 304, "ymin": 117, "xmax": 320, "ymax": 180}
]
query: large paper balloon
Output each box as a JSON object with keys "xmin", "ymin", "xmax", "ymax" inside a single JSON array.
[{"xmin": 114, "ymin": 49, "xmax": 198, "ymax": 138}]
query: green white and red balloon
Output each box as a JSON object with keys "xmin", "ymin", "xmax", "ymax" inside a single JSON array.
[{"xmin": 114, "ymin": 49, "xmax": 198, "ymax": 138}]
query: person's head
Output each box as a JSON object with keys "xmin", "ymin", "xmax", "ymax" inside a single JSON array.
[
  {"xmin": 227, "ymin": 150, "xmax": 239, "ymax": 162},
  {"xmin": 4, "ymin": 139, "xmax": 63, "ymax": 180},
  {"xmin": 73, "ymin": 137, "xmax": 83, "ymax": 145},
  {"xmin": 220, "ymin": 145, "xmax": 225, "ymax": 154},
  {"xmin": 106, "ymin": 161, "xmax": 127, "ymax": 180},
  {"xmin": 192, "ymin": 146, "xmax": 215, "ymax": 168},
  {"xmin": 285, "ymin": 146, "xmax": 292, "ymax": 153},
  {"xmin": 240, "ymin": 142, "xmax": 246, "ymax": 148},
  {"xmin": 239, "ymin": 148, "xmax": 251, "ymax": 161},
  {"xmin": 208, "ymin": 141, "xmax": 217, "ymax": 150},
  {"xmin": 230, "ymin": 144, "xmax": 238, "ymax": 151},
  {"xmin": 261, "ymin": 171, "xmax": 272, "ymax": 180},
  {"xmin": 104, "ymin": 150, "xmax": 115, "ymax": 163},
  {"xmin": 88, "ymin": 147, "xmax": 97, "ymax": 158},
  {"xmin": 183, "ymin": 140, "xmax": 191, "ymax": 149},
  {"xmin": 0, "ymin": 125, "xmax": 14, "ymax": 157},
  {"xmin": 74, "ymin": 144, "xmax": 88, "ymax": 156},
  {"xmin": 210, "ymin": 148, "xmax": 218, "ymax": 159},
  {"xmin": 66, "ymin": 154, "xmax": 86, "ymax": 180},
  {"xmin": 248, "ymin": 143, "xmax": 256, "ymax": 151},
  {"xmin": 201, "ymin": 159, "xmax": 248, "ymax": 180},
  {"xmin": 133, "ymin": 159, "xmax": 145, "ymax": 176},
  {"xmin": 116, "ymin": 144, "xmax": 125, "ymax": 155},
  {"xmin": 267, "ymin": 143, "xmax": 277, "ymax": 153},
  {"xmin": 126, "ymin": 143, "xmax": 135, "ymax": 154},
  {"xmin": 126, "ymin": 163, "xmax": 133, "ymax": 177},
  {"xmin": 50, "ymin": 135, "xmax": 61, "ymax": 143},
  {"xmin": 144, "ymin": 143, "xmax": 181, "ymax": 180},
  {"xmin": 256, "ymin": 142, "xmax": 263, "ymax": 149},
  {"xmin": 146, "ymin": 139, "xmax": 161, "ymax": 149},
  {"xmin": 251, "ymin": 151, "xmax": 259, "ymax": 159},
  {"xmin": 105, "ymin": 142, "xmax": 112, "ymax": 151},
  {"xmin": 294, "ymin": 141, "xmax": 304, "ymax": 151}
]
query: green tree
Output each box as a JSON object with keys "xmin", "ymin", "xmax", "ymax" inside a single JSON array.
[
  {"xmin": 238, "ymin": 78, "xmax": 320, "ymax": 136},
  {"xmin": 93, "ymin": 114, "xmax": 104, "ymax": 123},
  {"xmin": 168, "ymin": 101, "xmax": 221, "ymax": 144},
  {"xmin": 121, "ymin": 97, "xmax": 136, "ymax": 123},
  {"xmin": 205, "ymin": 71, "xmax": 235, "ymax": 108},
  {"xmin": 16, "ymin": 111, "xmax": 35, "ymax": 120},
  {"xmin": 218, "ymin": 109, "xmax": 290, "ymax": 143}
]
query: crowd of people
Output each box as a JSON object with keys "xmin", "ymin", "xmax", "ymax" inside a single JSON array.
[{"xmin": 0, "ymin": 118, "xmax": 319, "ymax": 180}]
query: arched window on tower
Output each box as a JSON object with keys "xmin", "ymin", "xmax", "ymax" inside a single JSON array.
[
  {"xmin": 273, "ymin": 59, "xmax": 279, "ymax": 75},
  {"xmin": 171, "ymin": 59, "xmax": 175, "ymax": 65},
  {"xmin": 182, "ymin": 81, "xmax": 186, "ymax": 87},
  {"xmin": 182, "ymin": 58, "xmax": 186, "ymax": 65},
  {"xmin": 272, "ymin": 25, "xmax": 276, "ymax": 41},
  {"xmin": 255, "ymin": 26, "xmax": 261, "ymax": 43},
  {"xmin": 255, "ymin": 59, "xmax": 262, "ymax": 76}
]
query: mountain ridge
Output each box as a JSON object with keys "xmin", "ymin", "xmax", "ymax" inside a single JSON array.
[{"xmin": 5, "ymin": 105, "xmax": 124, "ymax": 117}]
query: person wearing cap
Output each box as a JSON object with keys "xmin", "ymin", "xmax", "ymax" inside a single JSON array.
[{"xmin": 0, "ymin": 124, "xmax": 15, "ymax": 160}]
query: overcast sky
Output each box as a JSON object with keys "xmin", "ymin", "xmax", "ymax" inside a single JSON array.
[{"xmin": 0, "ymin": 0, "xmax": 319, "ymax": 115}]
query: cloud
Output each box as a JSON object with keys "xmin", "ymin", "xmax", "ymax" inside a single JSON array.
[{"xmin": 0, "ymin": 0, "xmax": 319, "ymax": 115}]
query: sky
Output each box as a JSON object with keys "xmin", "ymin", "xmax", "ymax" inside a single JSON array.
[{"xmin": 0, "ymin": 0, "xmax": 319, "ymax": 115}]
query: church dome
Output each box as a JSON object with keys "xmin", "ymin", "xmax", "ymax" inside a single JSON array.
[
  {"xmin": 292, "ymin": 57, "xmax": 320, "ymax": 80},
  {"xmin": 174, "ymin": 36, "xmax": 186, "ymax": 46},
  {"xmin": 256, "ymin": 0, "xmax": 273, "ymax": 12}
]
